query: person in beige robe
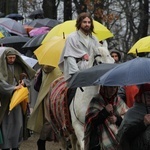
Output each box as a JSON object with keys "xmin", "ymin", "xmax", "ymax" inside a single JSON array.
[{"xmin": 27, "ymin": 65, "xmax": 62, "ymax": 150}]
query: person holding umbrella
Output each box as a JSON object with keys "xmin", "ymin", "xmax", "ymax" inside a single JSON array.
[
  {"xmin": 118, "ymin": 83, "xmax": 150, "ymax": 150},
  {"xmin": 0, "ymin": 47, "xmax": 35, "ymax": 150},
  {"xmin": 27, "ymin": 65, "xmax": 62, "ymax": 150}
]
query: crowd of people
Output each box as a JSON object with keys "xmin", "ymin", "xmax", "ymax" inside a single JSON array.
[{"xmin": 0, "ymin": 11, "xmax": 149, "ymax": 150}]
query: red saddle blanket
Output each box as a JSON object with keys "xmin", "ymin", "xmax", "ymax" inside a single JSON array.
[{"xmin": 49, "ymin": 76, "xmax": 74, "ymax": 137}]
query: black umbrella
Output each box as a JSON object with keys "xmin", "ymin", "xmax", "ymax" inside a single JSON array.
[
  {"xmin": 22, "ymin": 33, "xmax": 47, "ymax": 51},
  {"xmin": 0, "ymin": 36, "xmax": 30, "ymax": 53},
  {"xmin": 5, "ymin": 13, "xmax": 24, "ymax": 21},
  {"xmin": 26, "ymin": 18, "xmax": 60, "ymax": 28},
  {"xmin": 68, "ymin": 63, "xmax": 118, "ymax": 88},
  {"xmin": 28, "ymin": 9, "xmax": 44, "ymax": 19}
]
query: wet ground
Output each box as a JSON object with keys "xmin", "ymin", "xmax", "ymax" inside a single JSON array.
[{"xmin": 20, "ymin": 133, "xmax": 60, "ymax": 150}]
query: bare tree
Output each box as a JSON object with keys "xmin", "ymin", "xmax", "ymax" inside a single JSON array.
[
  {"xmin": 42, "ymin": 0, "xmax": 57, "ymax": 19},
  {"xmin": 0, "ymin": 0, "xmax": 18, "ymax": 16},
  {"xmin": 64, "ymin": 0, "xmax": 72, "ymax": 21}
]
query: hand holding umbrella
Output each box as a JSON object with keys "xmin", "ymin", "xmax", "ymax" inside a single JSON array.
[{"xmin": 9, "ymin": 73, "xmax": 29, "ymax": 114}]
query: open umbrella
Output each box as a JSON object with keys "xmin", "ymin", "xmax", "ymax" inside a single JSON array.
[
  {"xmin": 9, "ymin": 86, "xmax": 29, "ymax": 114},
  {"xmin": 29, "ymin": 27, "xmax": 50, "ymax": 37},
  {"xmin": 0, "ymin": 26, "xmax": 11, "ymax": 37},
  {"xmin": 5, "ymin": 13, "xmax": 24, "ymax": 21},
  {"xmin": 42, "ymin": 20, "xmax": 113, "ymax": 43},
  {"xmin": 68, "ymin": 63, "xmax": 118, "ymax": 88},
  {"xmin": 94, "ymin": 57, "xmax": 150, "ymax": 86},
  {"xmin": 28, "ymin": 9, "xmax": 44, "ymax": 19},
  {"xmin": 22, "ymin": 33, "xmax": 47, "ymax": 51},
  {"xmin": 27, "ymin": 18, "xmax": 60, "ymax": 28},
  {"xmin": 21, "ymin": 55, "xmax": 38, "ymax": 68},
  {"xmin": 0, "ymin": 18, "xmax": 28, "ymax": 36},
  {"xmin": 128, "ymin": 36, "xmax": 150, "ymax": 54},
  {"xmin": 0, "ymin": 36, "xmax": 30, "ymax": 53},
  {"xmin": 34, "ymin": 36, "xmax": 66, "ymax": 67}
]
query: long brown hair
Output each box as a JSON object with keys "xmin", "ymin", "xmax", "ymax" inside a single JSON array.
[{"xmin": 75, "ymin": 12, "xmax": 95, "ymax": 34}]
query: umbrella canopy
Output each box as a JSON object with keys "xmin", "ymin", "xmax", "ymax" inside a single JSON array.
[
  {"xmin": 0, "ymin": 25, "xmax": 11, "ymax": 37},
  {"xmin": 21, "ymin": 55, "xmax": 38, "ymax": 68},
  {"xmin": 23, "ymin": 25, "xmax": 34, "ymax": 34},
  {"xmin": 68, "ymin": 63, "xmax": 118, "ymax": 88},
  {"xmin": 29, "ymin": 27, "xmax": 50, "ymax": 37},
  {"xmin": 128, "ymin": 36, "xmax": 150, "ymax": 54},
  {"xmin": 22, "ymin": 33, "xmax": 47, "ymax": 51},
  {"xmin": 42, "ymin": 20, "xmax": 113, "ymax": 43},
  {"xmin": 26, "ymin": 18, "xmax": 60, "ymax": 28},
  {"xmin": 9, "ymin": 86, "xmax": 29, "ymax": 113},
  {"xmin": 94, "ymin": 57, "xmax": 150, "ymax": 86},
  {"xmin": 0, "ymin": 18, "xmax": 28, "ymax": 36},
  {"xmin": 28, "ymin": 9, "xmax": 44, "ymax": 19},
  {"xmin": 5, "ymin": 13, "xmax": 24, "ymax": 21},
  {"xmin": 34, "ymin": 36, "xmax": 65, "ymax": 67},
  {"xmin": 0, "ymin": 36, "xmax": 30, "ymax": 53}
]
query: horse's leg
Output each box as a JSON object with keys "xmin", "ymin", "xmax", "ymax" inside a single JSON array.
[
  {"xmin": 70, "ymin": 86, "xmax": 100, "ymax": 150},
  {"xmin": 70, "ymin": 102, "xmax": 84, "ymax": 150},
  {"xmin": 72, "ymin": 121, "xmax": 84, "ymax": 150},
  {"xmin": 69, "ymin": 133, "xmax": 80, "ymax": 150}
]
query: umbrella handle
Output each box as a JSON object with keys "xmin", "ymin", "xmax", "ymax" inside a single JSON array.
[{"xmin": 19, "ymin": 73, "xmax": 27, "ymax": 83}]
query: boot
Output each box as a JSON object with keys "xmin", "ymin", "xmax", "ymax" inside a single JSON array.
[{"xmin": 37, "ymin": 139, "xmax": 46, "ymax": 150}]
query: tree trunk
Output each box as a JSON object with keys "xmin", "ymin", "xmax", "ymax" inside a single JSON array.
[
  {"xmin": 42, "ymin": 0, "xmax": 57, "ymax": 19},
  {"xmin": 64, "ymin": 0, "xmax": 72, "ymax": 21},
  {"xmin": 0, "ymin": 0, "xmax": 18, "ymax": 16}
]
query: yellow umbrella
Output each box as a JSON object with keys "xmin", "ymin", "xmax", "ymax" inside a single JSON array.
[
  {"xmin": 34, "ymin": 36, "xmax": 66, "ymax": 67},
  {"xmin": 42, "ymin": 20, "xmax": 113, "ymax": 43},
  {"xmin": 0, "ymin": 32, "xmax": 4, "ymax": 38},
  {"xmin": 9, "ymin": 86, "xmax": 29, "ymax": 114},
  {"xmin": 128, "ymin": 36, "xmax": 150, "ymax": 54}
]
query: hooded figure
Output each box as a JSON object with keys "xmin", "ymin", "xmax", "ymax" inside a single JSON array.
[
  {"xmin": 0, "ymin": 47, "xmax": 35, "ymax": 150},
  {"xmin": 84, "ymin": 86, "xmax": 128, "ymax": 150},
  {"xmin": 110, "ymin": 50, "xmax": 121, "ymax": 63}
]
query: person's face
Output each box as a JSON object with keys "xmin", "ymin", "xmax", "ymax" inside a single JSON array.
[
  {"xmin": 80, "ymin": 17, "xmax": 91, "ymax": 34},
  {"xmin": 42, "ymin": 65, "xmax": 55, "ymax": 73},
  {"xmin": 111, "ymin": 52, "xmax": 119, "ymax": 63},
  {"xmin": 6, "ymin": 55, "xmax": 16, "ymax": 65},
  {"xmin": 103, "ymin": 86, "xmax": 118, "ymax": 98}
]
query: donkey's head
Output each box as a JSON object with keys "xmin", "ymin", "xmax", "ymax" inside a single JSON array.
[{"xmin": 93, "ymin": 46, "xmax": 115, "ymax": 65}]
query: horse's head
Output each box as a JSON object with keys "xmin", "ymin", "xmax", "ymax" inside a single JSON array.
[{"xmin": 93, "ymin": 46, "xmax": 115, "ymax": 65}]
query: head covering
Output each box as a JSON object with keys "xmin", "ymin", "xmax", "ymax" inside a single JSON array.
[
  {"xmin": 100, "ymin": 86, "xmax": 118, "ymax": 105},
  {"xmin": 135, "ymin": 83, "xmax": 150, "ymax": 103},
  {"xmin": 0, "ymin": 47, "xmax": 35, "ymax": 81},
  {"xmin": 110, "ymin": 50, "xmax": 121, "ymax": 61}
]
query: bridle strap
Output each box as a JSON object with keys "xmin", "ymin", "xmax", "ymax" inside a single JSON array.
[{"xmin": 93, "ymin": 54, "xmax": 102, "ymax": 66}]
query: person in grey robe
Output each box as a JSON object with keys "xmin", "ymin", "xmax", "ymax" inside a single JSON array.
[{"xmin": 0, "ymin": 47, "xmax": 35, "ymax": 150}]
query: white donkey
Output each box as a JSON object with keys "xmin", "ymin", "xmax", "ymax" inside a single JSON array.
[
  {"xmin": 48, "ymin": 45, "xmax": 114, "ymax": 150},
  {"xmin": 69, "ymin": 46, "xmax": 114, "ymax": 150}
]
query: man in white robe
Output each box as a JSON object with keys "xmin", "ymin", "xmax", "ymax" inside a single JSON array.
[{"xmin": 58, "ymin": 12, "xmax": 101, "ymax": 81}]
